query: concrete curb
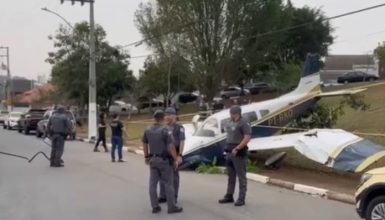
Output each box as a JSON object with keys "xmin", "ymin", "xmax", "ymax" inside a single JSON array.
[{"xmin": 76, "ymin": 138, "xmax": 355, "ymax": 205}]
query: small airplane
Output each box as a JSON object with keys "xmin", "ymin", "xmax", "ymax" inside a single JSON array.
[{"xmin": 180, "ymin": 54, "xmax": 384, "ymax": 173}]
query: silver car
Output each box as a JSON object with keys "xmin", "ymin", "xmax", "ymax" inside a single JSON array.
[{"xmin": 219, "ymin": 86, "xmax": 250, "ymax": 99}]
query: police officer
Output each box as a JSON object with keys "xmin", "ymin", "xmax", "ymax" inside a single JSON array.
[
  {"xmin": 47, "ymin": 106, "xmax": 72, "ymax": 167},
  {"xmin": 142, "ymin": 110, "xmax": 183, "ymax": 214},
  {"xmin": 219, "ymin": 105, "xmax": 251, "ymax": 206},
  {"xmin": 158, "ymin": 107, "xmax": 185, "ymax": 203}
]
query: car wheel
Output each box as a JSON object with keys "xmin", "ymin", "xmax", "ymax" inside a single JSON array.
[
  {"xmin": 36, "ymin": 129, "xmax": 42, "ymax": 138},
  {"xmin": 365, "ymin": 195, "xmax": 385, "ymax": 220},
  {"xmin": 221, "ymin": 95, "xmax": 228, "ymax": 100},
  {"xmin": 8, "ymin": 124, "xmax": 11, "ymax": 130},
  {"xmin": 23, "ymin": 126, "xmax": 30, "ymax": 135},
  {"xmin": 3, "ymin": 124, "xmax": 6, "ymax": 129},
  {"xmin": 344, "ymin": 80, "xmax": 349, "ymax": 84}
]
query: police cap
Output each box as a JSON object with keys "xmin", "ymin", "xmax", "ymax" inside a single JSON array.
[
  {"xmin": 165, "ymin": 107, "xmax": 176, "ymax": 115},
  {"xmin": 230, "ymin": 105, "xmax": 242, "ymax": 115},
  {"xmin": 153, "ymin": 110, "xmax": 165, "ymax": 120}
]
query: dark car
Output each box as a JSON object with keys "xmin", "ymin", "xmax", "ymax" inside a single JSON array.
[
  {"xmin": 178, "ymin": 93, "xmax": 198, "ymax": 104},
  {"xmin": 17, "ymin": 109, "xmax": 47, "ymax": 134},
  {"xmin": 244, "ymin": 82, "xmax": 275, "ymax": 94},
  {"xmin": 337, "ymin": 71, "xmax": 379, "ymax": 84},
  {"xmin": 36, "ymin": 110, "xmax": 77, "ymax": 140}
]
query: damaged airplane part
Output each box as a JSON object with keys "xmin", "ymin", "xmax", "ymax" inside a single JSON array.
[
  {"xmin": 248, "ymin": 129, "xmax": 385, "ymax": 173},
  {"xmin": 180, "ymin": 54, "xmax": 378, "ymax": 172}
]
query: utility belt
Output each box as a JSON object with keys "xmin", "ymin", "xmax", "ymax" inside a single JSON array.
[
  {"xmin": 225, "ymin": 143, "xmax": 248, "ymax": 157},
  {"xmin": 52, "ymin": 132, "xmax": 68, "ymax": 137},
  {"xmin": 149, "ymin": 153, "xmax": 172, "ymax": 162}
]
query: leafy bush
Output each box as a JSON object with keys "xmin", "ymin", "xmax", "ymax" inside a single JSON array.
[{"xmin": 195, "ymin": 157, "xmax": 223, "ymax": 174}]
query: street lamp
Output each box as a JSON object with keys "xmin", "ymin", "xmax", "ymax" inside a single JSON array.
[
  {"xmin": 43, "ymin": 1, "xmax": 97, "ymax": 142},
  {"xmin": 41, "ymin": 7, "xmax": 74, "ymax": 29}
]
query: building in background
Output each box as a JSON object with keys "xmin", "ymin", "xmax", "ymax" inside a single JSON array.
[{"xmin": 321, "ymin": 55, "xmax": 378, "ymax": 84}]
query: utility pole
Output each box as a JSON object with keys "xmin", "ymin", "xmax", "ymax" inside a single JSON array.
[
  {"xmin": 0, "ymin": 47, "xmax": 12, "ymax": 111},
  {"xmin": 60, "ymin": 0, "xmax": 97, "ymax": 141}
]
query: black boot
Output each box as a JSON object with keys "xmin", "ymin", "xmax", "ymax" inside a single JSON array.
[
  {"xmin": 218, "ymin": 194, "xmax": 234, "ymax": 204},
  {"xmin": 168, "ymin": 206, "xmax": 183, "ymax": 214},
  {"xmin": 234, "ymin": 200, "xmax": 245, "ymax": 206}
]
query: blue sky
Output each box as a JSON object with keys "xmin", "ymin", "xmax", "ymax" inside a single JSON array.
[{"xmin": 1, "ymin": 0, "xmax": 385, "ymax": 80}]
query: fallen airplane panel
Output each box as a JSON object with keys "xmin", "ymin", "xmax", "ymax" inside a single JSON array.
[{"xmin": 248, "ymin": 129, "xmax": 385, "ymax": 173}]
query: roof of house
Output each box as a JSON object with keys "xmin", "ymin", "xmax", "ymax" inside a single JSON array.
[
  {"xmin": 324, "ymin": 55, "xmax": 375, "ymax": 70},
  {"xmin": 14, "ymin": 84, "xmax": 55, "ymax": 105}
]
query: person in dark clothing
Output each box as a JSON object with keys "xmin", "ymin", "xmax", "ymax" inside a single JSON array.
[
  {"xmin": 219, "ymin": 105, "xmax": 251, "ymax": 206},
  {"xmin": 94, "ymin": 113, "xmax": 108, "ymax": 152},
  {"xmin": 159, "ymin": 107, "xmax": 185, "ymax": 203},
  {"xmin": 110, "ymin": 113, "xmax": 125, "ymax": 162},
  {"xmin": 142, "ymin": 110, "xmax": 183, "ymax": 214},
  {"xmin": 47, "ymin": 106, "xmax": 72, "ymax": 167}
]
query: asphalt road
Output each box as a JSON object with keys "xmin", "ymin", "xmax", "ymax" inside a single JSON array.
[{"xmin": 0, "ymin": 129, "xmax": 360, "ymax": 220}]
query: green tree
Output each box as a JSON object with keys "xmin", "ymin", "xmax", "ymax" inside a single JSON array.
[
  {"xmin": 135, "ymin": 0, "xmax": 254, "ymax": 100},
  {"xmin": 138, "ymin": 54, "xmax": 195, "ymax": 105},
  {"xmin": 47, "ymin": 22, "xmax": 135, "ymax": 112},
  {"xmin": 374, "ymin": 42, "xmax": 385, "ymax": 64}
]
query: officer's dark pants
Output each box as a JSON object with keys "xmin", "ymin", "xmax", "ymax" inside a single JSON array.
[
  {"xmin": 94, "ymin": 134, "xmax": 107, "ymax": 151},
  {"xmin": 226, "ymin": 154, "xmax": 247, "ymax": 202},
  {"xmin": 149, "ymin": 157, "xmax": 177, "ymax": 210},
  {"xmin": 159, "ymin": 169, "xmax": 179, "ymax": 200},
  {"xmin": 50, "ymin": 134, "xmax": 65, "ymax": 165},
  {"xmin": 111, "ymin": 136, "xmax": 123, "ymax": 160}
]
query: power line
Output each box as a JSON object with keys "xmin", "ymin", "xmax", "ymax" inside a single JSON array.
[
  {"xmin": 121, "ymin": 18, "xmax": 211, "ymax": 48},
  {"xmin": 122, "ymin": 2, "xmax": 385, "ymax": 48},
  {"xmin": 242, "ymin": 2, "xmax": 385, "ymax": 40}
]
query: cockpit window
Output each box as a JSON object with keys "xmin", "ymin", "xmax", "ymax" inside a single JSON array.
[
  {"xmin": 194, "ymin": 118, "xmax": 219, "ymax": 137},
  {"xmin": 220, "ymin": 118, "xmax": 230, "ymax": 133},
  {"xmin": 259, "ymin": 109, "xmax": 270, "ymax": 117}
]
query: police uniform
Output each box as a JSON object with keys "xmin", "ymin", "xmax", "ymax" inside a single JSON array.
[
  {"xmin": 159, "ymin": 108, "xmax": 185, "ymax": 202},
  {"xmin": 219, "ymin": 105, "xmax": 251, "ymax": 206},
  {"xmin": 47, "ymin": 107, "xmax": 72, "ymax": 167},
  {"xmin": 142, "ymin": 110, "xmax": 183, "ymax": 214}
]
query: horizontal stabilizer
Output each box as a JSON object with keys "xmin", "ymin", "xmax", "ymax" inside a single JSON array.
[{"xmin": 317, "ymin": 88, "xmax": 367, "ymax": 97}]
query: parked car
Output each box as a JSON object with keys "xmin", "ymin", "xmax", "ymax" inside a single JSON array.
[
  {"xmin": 0, "ymin": 110, "xmax": 9, "ymax": 125},
  {"xmin": 109, "ymin": 101, "xmax": 138, "ymax": 114},
  {"xmin": 356, "ymin": 167, "xmax": 385, "ymax": 220},
  {"xmin": 178, "ymin": 93, "xmax": 198, "ymax": 104},
  {"xmin": 137, "ymin": 97, "xmax": 164, "ymax": 110},
  {"xmin": 3, "ymin": 111, "xmax": 22, "ymax": 130},
  {"xmin": 36, "ymin": 110, "xmax": 77, "ymax": 140},
  {"xmin": 17, "ymin": 109, "xmax": 47, "ymax": 134},
  {"xmin": 244, "ymin": 82, "xmax": 275, "ymax": 94},
  {"xmin": 219, "ymin": 86, "xmax": 250, "ymax": 99},
  {"xmin": 337, "ymin": 71, "xmax": 379, "ymax": 84}
]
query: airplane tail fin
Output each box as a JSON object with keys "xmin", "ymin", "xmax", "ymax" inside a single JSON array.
[{"xmin": 290, "ymin": 53, "xmax": 322, "ymax": 96}]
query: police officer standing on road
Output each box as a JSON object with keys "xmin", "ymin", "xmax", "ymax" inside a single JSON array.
[
  {"xmin": 219, "ymin": 105, "xmax": 251, "ymax": 206},
  {"xmin": 158, "ymin": 107, "xmax": 185, "ymax": 203},
  {"xmin": 142, "ymin": 110, "xmax": 183, "ymax": 214},
  {"xmin": 47, "ymin": 106, "xmax": 72, "ymax": 167}
]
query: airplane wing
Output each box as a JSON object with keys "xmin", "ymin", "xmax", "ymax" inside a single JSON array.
[
  {"xmin": 248, "ymin": 129, "xmax": 385, "ymax": 173},
  {"xmin": 317, "ymin": 88, "xmax": 367, "ymax": 97}
]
